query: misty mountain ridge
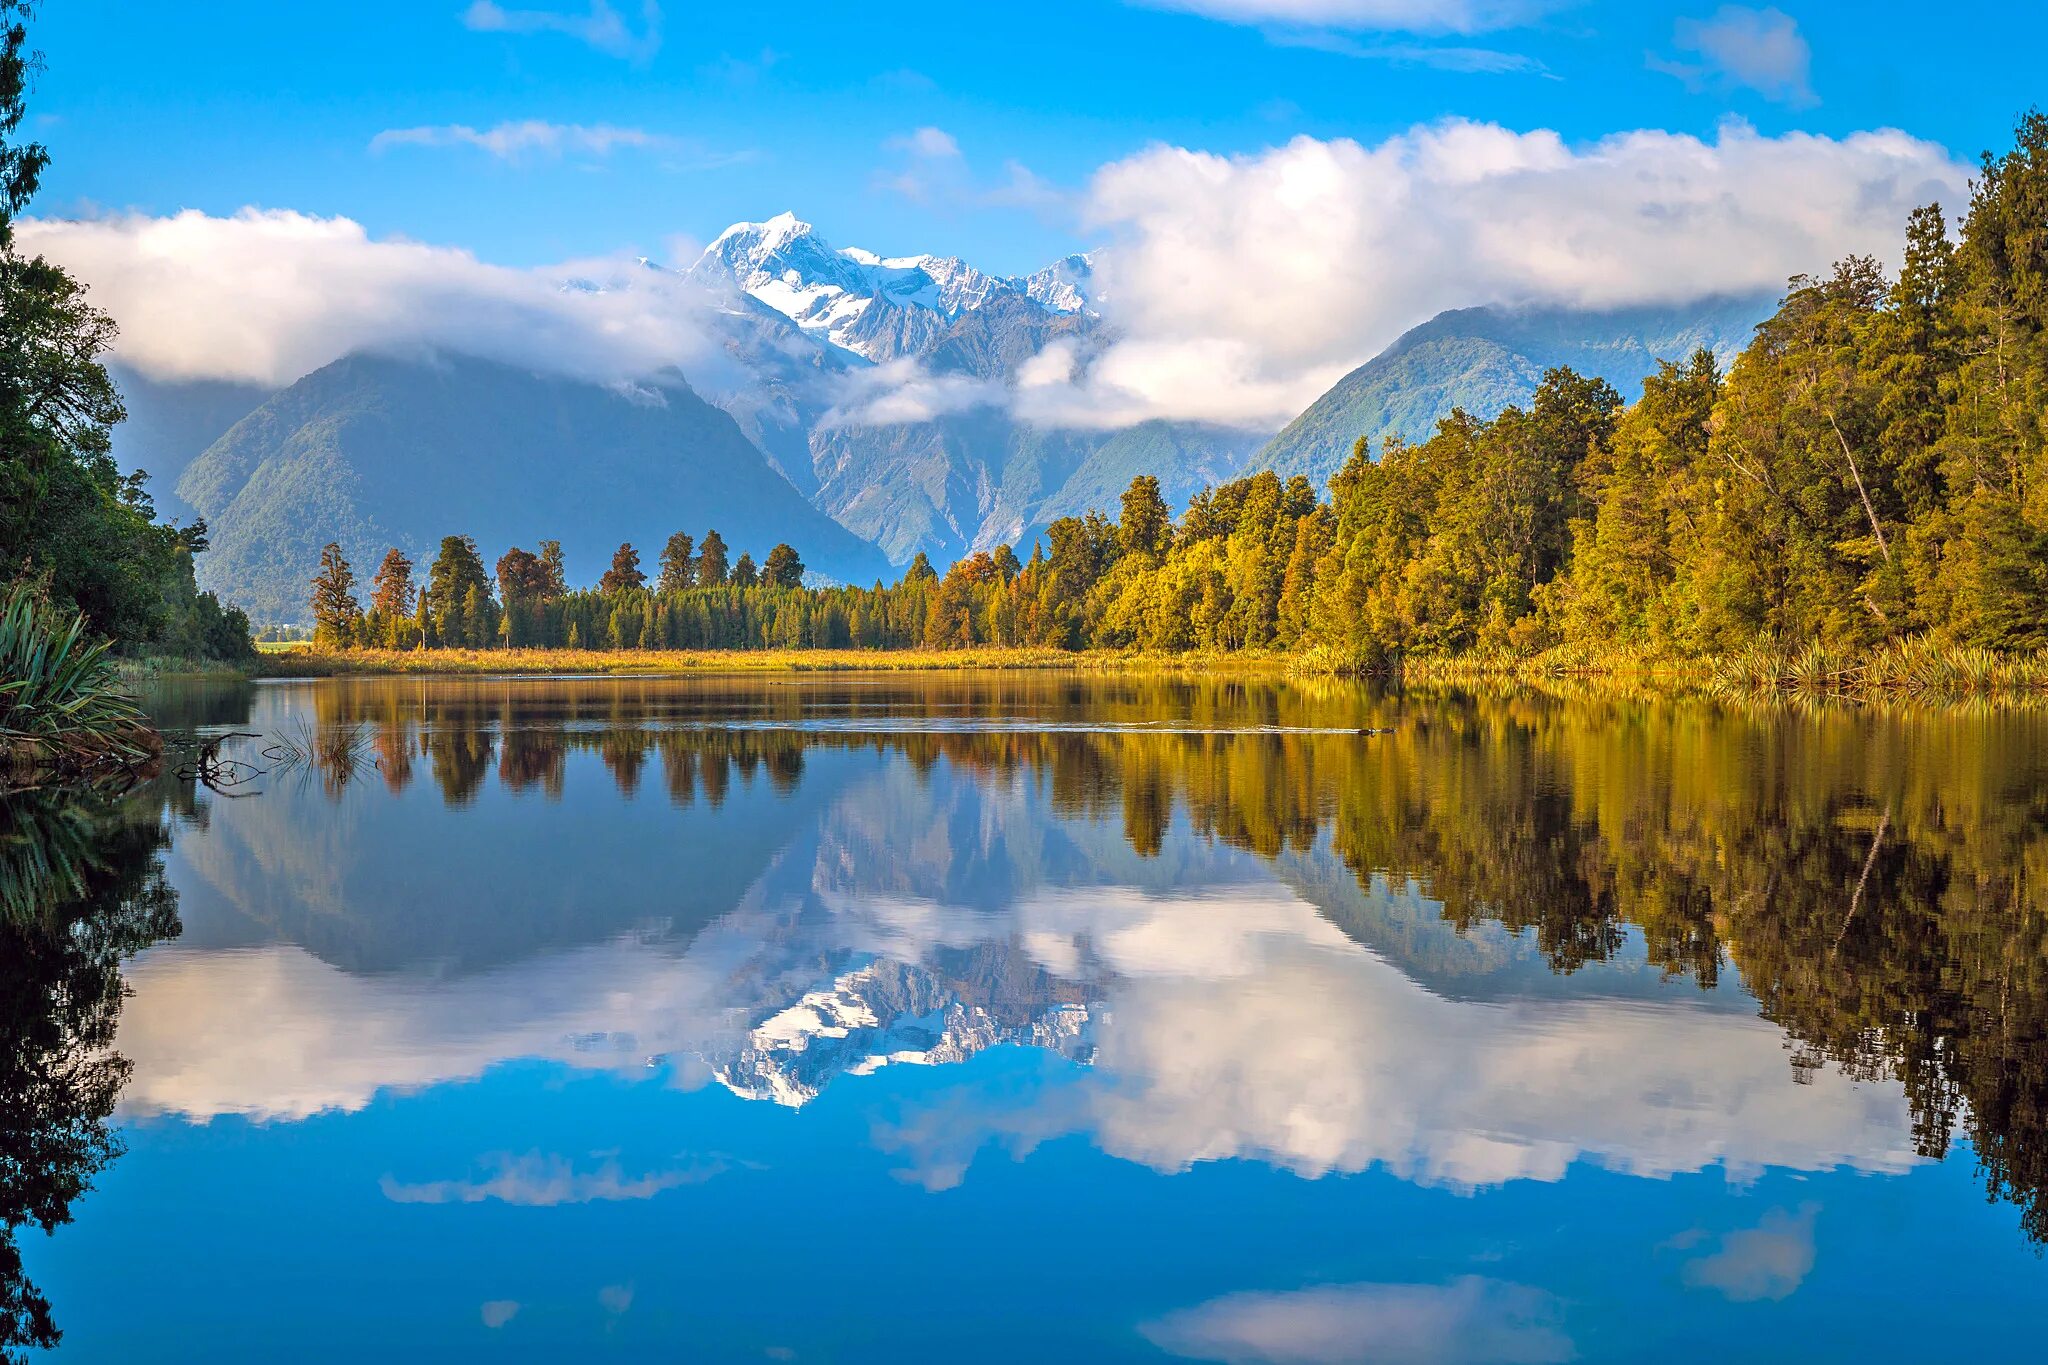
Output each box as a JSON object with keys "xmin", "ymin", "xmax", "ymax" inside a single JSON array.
[{"xmin": 175, "ymin": 351, "xmax": 893, "ymax": 624}]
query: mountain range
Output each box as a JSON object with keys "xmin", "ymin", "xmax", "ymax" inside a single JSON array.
[{"xmin": 109, "ymin": 214, "xmax": 1777, "ymax": 623}]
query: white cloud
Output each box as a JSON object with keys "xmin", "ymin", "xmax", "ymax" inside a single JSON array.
[
  {"xmin": 17, "ymin": 208, "xmax": 720, "ymax": 387},
  {"xmin": 112, "ymin": 871, "xmax": 1918, "ymax": 1195},
  {"xmin": 1025, "ymin": 118, "xmax": 1967, "ymax": 427},
  {"xmin": 820, "ymin": 357, "xmax": 1004, "ymax": 427},
  {"xmin": 1654, "ymin": 6, "xmax": 1815, "ymax": 107},
  {"xmin": 30, "ymin": 117, "xmax": 1968, "ymax": 432},
  {"xmin": 1265, "ymin": 28, "xmax": 1550, "ymax": 74},
  {"xmin": 381, "ymin": 1150, "xmax": 722, "ymax": 1205},
  {"xmin": 875, "ymin": 126, "xmax": 1073, "ymax": 223},
  {"xmin": 873, "ymin": 886, "xmax": 1918, "ymax": 1190},
  {"xmin": 890, "ymin": 126, "xmax": 962, "ymax": 162},
  {"xmin": 369, "ymin": 120, "xmax": 676, "ymax": 161},
  {"xmin": 1132, "ymin": 1, "xmax": 1565, "ymax": 36},
  {"xmin": 1140, "ymin": 1277, "xmax": 1573, "ymax": 1365},
  {"xmin": 1682, "ymin": 1203, "xmax": 1820, "ymax": 1301},
  {"xmin": 480, "ymin": 1300, "xmax": 520, "ymax": 1329},
  {"xmin": 876, "ymin": 127, "xmax": 965, "ymax": 206},
  {"xmin": 461, "ymin": 1, "xmax": 662, "ymax": 62}
]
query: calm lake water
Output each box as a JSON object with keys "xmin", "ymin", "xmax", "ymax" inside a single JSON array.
[{"xmin": 9, "ymin": 673, "xmax": 2048, "ymax": 1362}]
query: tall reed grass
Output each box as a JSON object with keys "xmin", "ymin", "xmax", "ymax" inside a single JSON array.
[{"xmin": 1, "ymin": 584, "xmax": 156, "ymax": 785}]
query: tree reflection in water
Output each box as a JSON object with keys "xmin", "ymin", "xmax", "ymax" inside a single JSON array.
[
  {"xmin": 279, "ymin": 676, "xmax": 2048, "ymax": 1244},
  {"xmin": 0, "ymin": 788, "xmax": 180, "ymax": 1358}
]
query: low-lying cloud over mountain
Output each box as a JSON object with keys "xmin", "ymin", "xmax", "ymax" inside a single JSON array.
[
  {"xmin": 19, "ymin": 207, "xmax": 724, "ymax": 388},
  {"xmin": 1059, "ymin": 119, "xmax": 1965, "ymax": 426},
  {"xmin": 27, "ymin": 118, "xmax": 1968, "ymax": 433}
]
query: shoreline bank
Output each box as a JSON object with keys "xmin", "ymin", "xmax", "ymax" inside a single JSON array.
[{"xmin": 231, "ymin": 641, "xmax": 2048, "ymax": 707}]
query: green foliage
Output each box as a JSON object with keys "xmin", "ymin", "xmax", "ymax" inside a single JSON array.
[
  {"xmin": 696, "ymin": 529, "xmax": 729, "ymax": 588},
  {"xmin": 308, "ymin": 542, "xmax": 361, "ymax": 648},
  {"xmin": 0, "ymin": 583, "xmax": 148, "ymax": 777},
  {"xmin": 656, "ymin": 532, "xmax": 695, "ymax": 594},
  {"xmin": 762, "ymin": 543, "xmax": 803, "ymax": 589},
  {"xmin": 0, "ymin": 3, "xmax": 248, "ymax": 662},
  {"xmin": 599, "ymin": 542, "xmax": 645, "ymax": 594}
]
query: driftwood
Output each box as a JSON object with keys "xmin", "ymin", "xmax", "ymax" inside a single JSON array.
[{"xmin": 174, "ymin": 732, "xmax": 269, "ymax": 796}]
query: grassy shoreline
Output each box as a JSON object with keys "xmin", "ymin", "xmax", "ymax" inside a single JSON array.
[
  {"xmin": 250, "ymin": 644, "xmax": 1294, "ymax": 677},
  {"xmin": 212, "ymin": 638, "xmax": 2048, "ymax": 706}
]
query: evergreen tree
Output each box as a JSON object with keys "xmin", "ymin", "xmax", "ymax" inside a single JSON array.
[
  {"xmin": 426, "ymin": 536, "xmax": 492, "ymax": 643},
  {"xmin": 600, "ymin": 542, "xmax": 645, "ymax": 594},
  {"xmin": 657, "ymin": 532, "xmax": 696, "ymax": 594},
  {"xmin": 763, "ymin": 543, "xmax": 804, "ymax": 589},
  {"xmin": 1119, "ymin": 475, "xmax": 1172, "ymax": 561},
  {"xmin": 369, "ymin": 549, "xmax": 414, "ymax": 619},
  {"xmin": 537, "ymin": 540, "xmax": 568, "ymax": 598},
  {"xmin": 495, "ymin": 547, "xmax": 549, "ymax": 605},
  {"xmin": 0, "ymin": 4, "xmax": 249, "ymax": 658},
  {"xmin": 697, "ymin": 529, "xmax": 729, "ymax": 587},
  {"xmin": 731, "ymin": 552, "xmax": 758, "ymax": 588},
  {"xmin": 309, "ymin": 543, "xmax": 362, "ymax": 647}
]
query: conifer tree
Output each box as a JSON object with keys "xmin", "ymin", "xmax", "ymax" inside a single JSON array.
[
  {"xmin": 309, "ymin": 542, "xmax": 361, "ymax": 647},
  {"xmin": 426, "ymin": 536, "xmax": 492, "ymax": 644},
  {"xmin": 600, "ymin": 542, "xmax": 645, "ymax": 594},
  {"xmin": 1119, "ymin": 475, "xmax": 1172, "ymax": 561},
  {"xmin": 732, "ymin": 552, "xmax": 758, "ymax": 588},
  {"xmin": 697, "ymin": 530, "xmax": 730, "ymax": 587},
  {"xmin": 537, "ymin": 540, "xmax": 567, "ymax": 598},
  {"xmin": 763, "ymin": 543, "xmax": 804, "ymax": 589},
  {"xmin": 369, "ymin": 549, "xmax": 414, "ymax": 619},
  {"xmin": 657, "ymin": 532, "xmax": 696, "ymax": 594}
]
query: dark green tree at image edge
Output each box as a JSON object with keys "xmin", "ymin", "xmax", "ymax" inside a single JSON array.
[{"xmin": 0, "ymin": 2, "xmax": 250, "ymax": 664}]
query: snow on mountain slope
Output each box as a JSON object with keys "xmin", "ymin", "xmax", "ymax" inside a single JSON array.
[
  {"xmin": 1017, "ymin": 252, "xmax": 1096, "ymax": 315},
  {"xmin": 689, "ymin": 213, "xmax": 1091, "ymax": 362}
]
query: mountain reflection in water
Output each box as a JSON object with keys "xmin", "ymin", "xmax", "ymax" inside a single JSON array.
[{"xmin": 12, "ymin": 674, "xmax": 2048, "ymax": 1361}]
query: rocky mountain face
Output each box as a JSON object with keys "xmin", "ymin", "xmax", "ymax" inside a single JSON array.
[{"xmin": 682, "ymin": 216, "xmax": 1266, "ymax": 565}]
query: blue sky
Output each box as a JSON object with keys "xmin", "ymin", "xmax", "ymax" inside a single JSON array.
[{"xmin": 31, "ymin": 1, "xmax": 2044, "ymax": 275}]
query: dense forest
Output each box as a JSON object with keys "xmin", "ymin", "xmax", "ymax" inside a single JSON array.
[
  {"xmin": 0, "ymin": 2, "xmax": 250, "ymax": 663},
  {"xmin": 308, "ymin": 113, "xmax": 2048, "ymax": 670}
]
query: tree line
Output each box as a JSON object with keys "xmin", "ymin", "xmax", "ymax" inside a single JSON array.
[{"xmin": 313, "ymin": 113, "xmax": 2048, "ymax": 664}]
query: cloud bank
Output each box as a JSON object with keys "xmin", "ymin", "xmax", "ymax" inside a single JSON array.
[
  {"xmin": 23, "ymin": 118, "xmax": 1969, "ymax": 429},
  {"xmin": 17, "ymin": 208, "xmax": 719, "ymax": 387},
  {"xmin": 1024, "ymin": 118, "xmax": 1967, "ymax": 427}
]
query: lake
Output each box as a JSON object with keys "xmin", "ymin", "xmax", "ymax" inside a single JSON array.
[{"xmin": 9, "ymin": 673, "xmax": 2048, "ymax": 1362}]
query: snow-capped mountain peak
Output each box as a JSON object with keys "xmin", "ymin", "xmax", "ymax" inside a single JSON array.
[
  {"xmin": 688, "ymin": 215, "xmax": 1094, "ymax": 362},
  {"xmin": 1015, "ymin": 252, "xmax": 1096, "ymax": 316}
]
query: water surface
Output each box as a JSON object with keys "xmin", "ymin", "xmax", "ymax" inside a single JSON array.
[{"xmin": 12, "ymin": 674, "xmax": 2048, "ymax": 1362}]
